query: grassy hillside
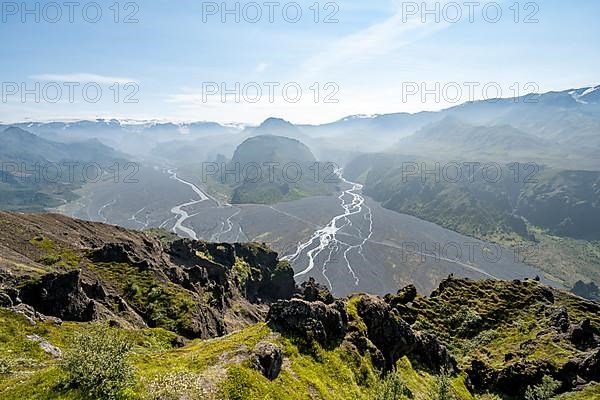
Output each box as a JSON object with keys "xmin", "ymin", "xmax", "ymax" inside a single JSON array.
[
  {"xmin": 0, "ymin": 127, "xmax": 128, "ymax": 212},
  {"xmin": 1, "ymin": 212, "xmax": 599, "ymax": 399},
  {"xmin": 346, "ymin": 155, "xmax": 600, "ymax": 290}
]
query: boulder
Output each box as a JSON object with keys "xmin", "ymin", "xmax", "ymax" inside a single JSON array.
[
  {"xmin": 252, "ymin": 342, "xmax": 283, "ymax": 380},
  {"xmin": 353, "ymin": 294, "xmax": 456, "ymax": 373},
  {"xmin": 298, "ymin": 277, "xmax": 334, "ymax": 304},
  {"xmin": 19, "ymin": 270, "xmax": 97, "ymax": 322},
  {"xmin": 547, "ymin": 306, "xmax": 570, "ymax": 332},
  {"xmin": 26, "ymin": 334, "xmax": 62, "ymax": 357},
  {"xmin": 395, "ymin": 285, "xmax": 417, "ymax": 305},
  {"xmin": 566, "ymin": 319, "xmax": 598, "ymax": 349},
  {"xmin": 267, "ymin": 299, "xmax": 347, "ymax": 346},
  {"xmin": 0, "ymin": 292, "xmax": 12, "ymax": 307},
  {"xmin": 578, "ymin": 348, "xmax": 600, "ymax": 382}
]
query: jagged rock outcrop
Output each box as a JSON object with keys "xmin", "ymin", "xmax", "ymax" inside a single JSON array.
[
  {"xmin": 467, "ymin": 359, "xmax": 557, "ymax": 396},
  {"xmin": 297, "ymin": 277, "xmax": 335, "ymax": 304},
  {"xmin": 167, "ymin": 239, "xmax": 295, "ymax": 304},
  {"xmin": 353, "ymin": 294, "xmax": 417, "ymax": 371},
  {"xmin": 88, "ymin": 241, "xmax": 160, "ymax": 270},
  {"xmin": 559, "ymin": 348, "xmax": 600, "ymax": 389},
  {"xmin": 351, "ymin": 294, "xmax": 456, "ymax": 373},
  {"xmin": 0, "ymin": 211, "xmax": 296, "ymax": 340},
  {"xmin": 548, "ymin": 306, "xmax": 570, "ymax": 332},
  {"xmin": 252, "ymin": 342, "xmax": 283, "ymax": 380},
  {"xmin": 268, "ymin": 290, "xmax": 456, "ymax": 375},
  {"xmin": 2, "ymin": 211, "xmax": 600, "ymax": 400},
  {"xmin": 578, "ymin": 348, "xmax": 600, "ymax": 382},
  {"xmin": 470, "ymin": 346, "xmax": 600, "ymax": 396},
  {"xmin": 394, "ymin": 284, "xmax": 418, "ymax": 305},
  {"xmin": 19, "ymin": 270, "xmax": 98, "ymax": 322},
  {"xmin": 267, "ymin": 299, "xmax": 348, "ymax": 346},
  {"xmin": 565, "ymin": 318, "xmax": 598, "ymax": 350}
]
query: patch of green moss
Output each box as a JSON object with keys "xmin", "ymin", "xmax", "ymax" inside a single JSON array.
[
  {"xmin": 29, "ymin": 236, "xmax": 81, "ymax": 269},
  {"xmin": 232, "ymin": 257, "xmax": 252, "ymax": 283},
  {"xmin": 347, "ymin": 295, "xmax": 368, "ymax": 333},
  {"xmin": 395, "ymin": 357, "xmax": 475, "ymax": 400},
  {"xmin": 553, "ymin": 383, "xmax": 600, "ymax": 399},
  {"xmin": 133, "ymin": 323, "xmax": 380, "ymax": 400},
  {"xmin": 194, "ymin": 249, "xmax": 214, "ymax": 262},
  {"xmin": 30, "ymin": 236, "xmax": 56, "ymax": 251},
  {"xmin": 407, "ymin": 279, "xmax": 592, "ymax": 370},
  {"xmin": 89, "ymin": 263, "xmax": 197, "ymax": 333}
]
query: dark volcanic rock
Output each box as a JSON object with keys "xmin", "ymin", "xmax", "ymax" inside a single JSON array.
[
  {"xmin": 298, "ymin": 277, "xmax": 334, "ymax": 304},
  {"xmin": 89, "ymin": 242, "xmax": 155, "ymax": 269},
  {"xmin": 495, "ymin": 362, "xmax": 555, "ymax": 396},
  {"xmin": 566, "ymin": 319, "xmax": 598, "ymax": 349},
  {"xmin": 0, "ymin": 292, "xmax": 12, "ymax": 307},
  {"xmin": 558, "ymin": 348, "xmax": 600, "ymax": 389},
  {"xmin": 468, "ymin": 360, "xmax": 556, "ymax": 397},
  {"xmin": 353, "ymin": 294, "xmax": 456, "ymax": 373},
  {"xmin": 256, "ymin": 260, "xmax": 296, "ymax": 303},
  {"xmin": 547, "ymin": 306, "xmax": 570, "ymax": 332},
  {"xmin": 578, "ymin": 348, "xmax": 600, "ymax": 382},
  {"xmin": 3, "ymin": 287, "xmax": 21, "ymax": 304},
  {"xmin": 354, "ymin": 295, "xmax": 416, "ymax": 371},
  {"xmin": 538, "ymin": 286, "xmax": 555, "ymax": 303},
  {"xmin": 412, "ymin": 331, "xmax": 457, "ymax": 373},
  {"xmin": 20, "ymin": 270, "xmax": 97, "ymax": 322},
  {"xmin": 430, "ymin": 275, "xmax": 456, "ymax": 297},
  {"xmin": 267, "ymin": 299, "xmax": 347, "ymax": 346},
  {"xmin": 395, "ymin": 284, "xmax": 417, "ymax": 305},
  {"xmin": 467, "ymin": 359, "xmax": 492, "ymax": 391},
  {"xmin": 168, "ymin": 239, "xmax": 295, "ymax": 303},
  {"xmin": 252, "ymin": 342, "xmax": 283, "ymax": 380}
]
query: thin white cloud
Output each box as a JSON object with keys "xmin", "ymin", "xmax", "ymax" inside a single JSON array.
[
  {"xmin": 301, "ymin": 0, "xmax": 451, "ymax": 77},
  {"xmin": 255, "ymin": 63, "xmax": 268, "ymax": 73},
  {"xmin": 31, "ymin": 73, "xmax": 137, "ymax": 85}
]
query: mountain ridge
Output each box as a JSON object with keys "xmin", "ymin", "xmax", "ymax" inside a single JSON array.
[{"xmin": 0, "ymin": 211, "xmax": 599, "ymax": 399}]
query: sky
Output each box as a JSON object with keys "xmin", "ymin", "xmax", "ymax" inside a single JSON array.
[{"xmin": 1, "ymin": 0, "xmax": 599, "ymax": 124}]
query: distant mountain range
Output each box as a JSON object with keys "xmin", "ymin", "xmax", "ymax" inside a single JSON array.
[
  {"xmin": 0, "ymin": 126, "xmax": 128, "ymax": 211},
  {"xmin": 3, "ymin": 85, "xmax": 598, "ymax": 166},
  {"xmin": 0, "ymin": 127, "xmax": 125, "ymax": 164}
]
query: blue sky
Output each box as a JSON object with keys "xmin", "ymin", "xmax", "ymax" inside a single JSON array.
[{"xmin": 1, "ymin": 0, "xmax": 599, "ymax": 124}]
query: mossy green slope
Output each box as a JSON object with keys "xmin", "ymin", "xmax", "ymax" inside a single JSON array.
[{"xmin": 1, "ymin": 307, "xmax": 485, "ymax": 400}]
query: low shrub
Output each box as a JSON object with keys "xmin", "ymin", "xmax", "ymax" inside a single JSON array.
[{"xmin": 61, "ymin": 325, "xmax": 134, "ymax": 400}]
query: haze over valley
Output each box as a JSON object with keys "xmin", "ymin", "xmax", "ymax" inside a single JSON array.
[
  {"xmin": 3, "ymin": 2, "xmax": 600, "ymax": 397},
  {"xmin": 2, "ymin": 87, "xmax": 597, "ymax": 298}
]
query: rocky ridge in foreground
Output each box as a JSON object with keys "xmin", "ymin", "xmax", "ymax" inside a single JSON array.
[{"xmin": 0, "ymin": 212, "xmax": 599, "ymax": 399}]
